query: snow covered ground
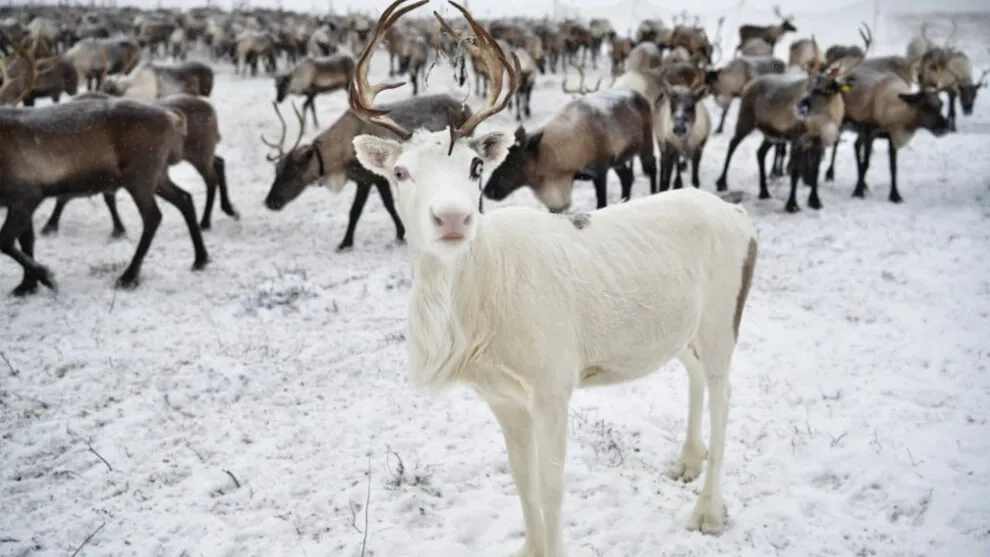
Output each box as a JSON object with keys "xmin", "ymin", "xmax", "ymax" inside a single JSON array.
[{"xmin": 3, "ymin": 3, "xmax": 990, "ymax": 557}]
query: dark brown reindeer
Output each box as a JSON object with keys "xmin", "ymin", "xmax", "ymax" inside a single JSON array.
[
  {"xmin": 261, "ymin": 14, "xmax": 476, "ymax": 252},
  {"xmin": 41, "ymin": 91, "xmax": 239, "ymax": 236},
  {"xmin": 736, "ymin": 5, "xmax": 797, "ymax": 52},
  {"xmin": 0, "ymin": 37, "xmax": 208, "ymax": 295},
  {"xmin": 275, "ymin": 53, "xmax": 354, "ymax": 133}
]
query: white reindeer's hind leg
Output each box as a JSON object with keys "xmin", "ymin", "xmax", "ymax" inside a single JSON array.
[
  {"xmin": 667, "ymin": 349, "xmax": 709, "ymax": 482},
  {"xmin": 490, "ymin": 402, "xmax": 544, "ymax": 557},
  {"xmin": 687, "ymin": 372, "xmax": 731, "ymax": 535}
]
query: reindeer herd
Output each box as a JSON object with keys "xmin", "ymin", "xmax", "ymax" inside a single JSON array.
[{"xmin": 0, "ymin": 2, "xmax": 986, "ymax": 297}]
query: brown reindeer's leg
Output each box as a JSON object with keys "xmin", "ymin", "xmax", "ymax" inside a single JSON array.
[
  {"xmin": 305, "ymin": 93, "xmax": 319, "ymax": 129},
  {"xmin": 213, "ymin": 156, "xmax": 239, "ymax": 220},
  {"xmin": 824, "ymin": 137, "xmax": 840, "ymax": 182},
  {"xmin": 1, "ymin": 200, "xmax": 56, "ymax": 295},
  {"xmin": 157, "ymin": 179, "xmax": 210, "ymax": 269},
  {"xmin": 714, "ymin": 104, "xmax": 731, "ymax": 135},
  {"xmin": 691, "ymin": 141, "xmax": 705, "ymax": 188},
  {"xmin": 770, "ymin": 143, "xmax": 786, "ymax": 179},
  {"xmin": 591, "ymin": 163, "xmax": 610, "ymax": 208},
  {"xmin": 715, "ymin": 129, "xmax": 749, "ymax": 191},
  {"xmin": 887, "ymin": 139, "xmax": 902, "ymax": 204},
  {"xmin": 14, "ymin": 223, "xmax": 40, "ymax": 296},
  {"xmin": 852, "ymin": 131, "xmax": 874, "ymax": 198},
  {"xmin": 640, "ymin": 141, "xmax": 658, "ymax": 195},
  {"xmin": 785, "ymin": 142, "xmax": 802, "ymax": 213},
  {"xmin": 756, "ymin": 139, "xmax": 774, "ymax": 200},
  {"xmin": 659, "ymin": 147, "xmax": 675, "ymax": 193},
  {"xmin": 41, "ymin": 197, "xmax": 70, "ymax": 236},
  {"xmin": 103, "ymin": 193, "xmax": 127, "ymax": 238},
  {"xmin": 116, "ymin": 177, "xmax": 164, "ymax": 289},
  {"xmin": 338, "ymin": 182, "xmax": 374, "ymax": 251},
  {"xmin": 375, "ymin": 180, "xmax": 405, "ymax": 244},
  {"xmin": 947, "ymin": 91, "xmax": 957, "ymax": 132},
  {"xmin": 614, "ymin": 162, "xmax": 634, "ymax": 201}
]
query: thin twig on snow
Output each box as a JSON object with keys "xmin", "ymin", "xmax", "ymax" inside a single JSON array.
[
  {"xmin": 223, "ymin": 469, "xmax": 241, "ymax": 489},
  {"xmin": 0, "ymin": 349, "xmax": 19, "ymax": 376},
  {"xmin": 68, "ymin": 429, "xmax": 113, "ymax": 472},
  {"xmin": 360, "ymin": 456, "xmax": 372, "ymax": 557},
  {"xmin": 69, "ymin": 521, "xmax": 106, "ymax": 557}
]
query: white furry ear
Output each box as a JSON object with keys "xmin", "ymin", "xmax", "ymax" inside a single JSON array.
[
  {"xmin": 468, "ymin": 131, "xmax": 512, "ymax": 170},
  {"xmin": 353, "ymin": 135, "xmax": 403, "ymax": 179}
]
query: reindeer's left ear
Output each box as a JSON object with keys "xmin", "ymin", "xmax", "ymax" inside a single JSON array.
[
  {"xmin": 468, "ymin": 131, "xmax": 512, "ymax": 169},
  {"xmin": 353, "ymin": 135, "xmax": 403, "ymax": 179}
]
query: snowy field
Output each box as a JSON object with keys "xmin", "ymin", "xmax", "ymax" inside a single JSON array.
[{"xmin": 3, "ymin": 2, "xmax": 990, "ymax": 556}]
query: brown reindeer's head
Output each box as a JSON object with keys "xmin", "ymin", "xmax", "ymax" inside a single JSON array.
[
  {"xmin": 773, "ymin": 5, "xmax": 798, "ymax": 34},
  {"xmin": 262, "ymin": 101, "xmax": 323, "ymax": 210},
  {"xmin": 900, "ymin": 90, "xmax": 951, "ymax": 137},
  {"xmin": 958, "ymin": 67, "xmax": 989, "ymax": 115},
  {"xmin": 482, "ymin": 125, "xmax": 540, "ymax": 202},
  {"xmin": 658, "ymin": 79, "xmax": 710, "ymax": 137}
]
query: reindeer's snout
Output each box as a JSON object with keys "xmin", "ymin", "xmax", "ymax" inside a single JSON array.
[
  {"xmin": 430, "ymin": 207, "xmax": 473, "ymax": 240},
  {"xmin": 796, "ymin": 98, "xmax": 812, "ymax": 117},
  {"xmin": 673, "ymin": 122, "xmax": 689, "ymax": 136}
]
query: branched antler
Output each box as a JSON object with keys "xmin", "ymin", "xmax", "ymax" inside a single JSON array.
[
  {"xmin": 346, "ymin": 0, "xmax": 520, "ymax": 150},
  {"xmin": 562, "ymin": 61, "xmax": 602, "ymax": 94},
  {"xmin": 772, "ymin": 4, "xmax": 794, "ymax": 23},
  {"xmin": 0, "ymin": 30, "xmax": 39, "ymax": 106},
  {"xmin": 823, "ymin": 22, "xmax": 872, "ymax": 81},
  {"xmin": 260, "ymin": 101, "xmax": 305, "ymax": 161},
  {"xmin": 347, "ymin": 0, "xmax": 431, "ymax": 140}
]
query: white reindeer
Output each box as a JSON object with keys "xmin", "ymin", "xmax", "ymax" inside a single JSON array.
[{"xmin": 350, "ymin": 2, "xmax": 760, "ymax": 555}]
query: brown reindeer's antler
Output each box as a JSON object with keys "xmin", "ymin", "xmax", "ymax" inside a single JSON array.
[
  {"xmin": 944, "ymin": 19, "xmax": 958, "ymax": 49},
  {"xmin": 434, "ymin": 1, "xmax": 521, "ymax": 147},
  {"xmin": 823, "ymin": 22, "xmax": 872, "ymax": 81},
  {"xmin": 0, "ymin": 30, "xmax": 39, "ymax": 106},
  {"xmin": 260, "ymin": 101, "xmax": 305, "ymax": 161},
  {"xmin": 772, "ymin": 5, "xmax": 794, "ymax": 22},
  {"xmin": 977, "ymin": 67, "xmax": 990, "ymax": 88},
  {"xmin": 347, "ymin": 0, "xmax": 431, "ymax": 140},
  {"xmin": 562, "ymin": 61, "xmax": 602, "ymax": 94}
]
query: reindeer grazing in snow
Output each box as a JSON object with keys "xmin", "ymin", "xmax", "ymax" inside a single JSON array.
[
  {"xmin": 275, "ymin": 53, "xmax": 355, "ymax": 133},
  {"xmin": 0, "ymin": 38, "xmax": 208, "ymax": 295},
  {"xmin": 737, "ymin": 5, "xmax": 797, "ymax": 52},
  {"xmin": 348, "ymin": 3, "xmax": 758, "ymax": 556}
]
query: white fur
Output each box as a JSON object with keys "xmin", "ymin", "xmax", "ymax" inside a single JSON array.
[
  {"xmin": 106, "ymin": 62, "xmax": 160, "ymax": 100},
  {"xmin": 353, "ymin": 127, "xmax": 759, "ymax": 556}
]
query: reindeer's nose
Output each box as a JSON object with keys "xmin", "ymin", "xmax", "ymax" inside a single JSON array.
[
  {"xmin": 673, "ymin": 123, "xmax": 688, "ymax": 136},
  {"xmin": 430, "ymin": 208, "xmax": 472, "ymax": 239}
]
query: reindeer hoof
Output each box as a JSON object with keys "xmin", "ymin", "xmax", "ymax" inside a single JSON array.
[
  {"xmin": 40, "ymin": 224, "xmax": 58, "ymax": 236},
  {"xmin": 336, "ymin": 242, "xmax": 354, "ymax": 252},
  {"xmin": 12, "ymin": 280, "xmax": 39, "ymax": 297},
  {"xmin": 115, "ymin": 276, "xmax": 140, "ymax": 290},
  {"xmin": 888, "ymin": 192, "xmax": 903, "ymax": 204},
  {"xmin": 192, "ymin": 258, "xmax": 209, "ymax": 271},
  {"xmin": 111, "ymin": 228, "xmax": 126, "ymax": 239},
  {"xmin": 808, "ymin": 197, "xmax": 822, "ymax": 210},
  {"xmin": 852, "ymin": 186, "xmax": 867, "ymax": 198},
  {"xmin": 785, "ymin": 202, "xmax": 801, "ymax": 213},
  {"xmin": 226, "ymin": 208, "xmax": 241, "ymax": 220},
  {"xmin": 199, "ymin": 220, "xmax": 212, "ymax": 231},
  {"xmin": 824, "ymin": 170, "xmax": 835, "ymax": 182},
  {"xmin": 715, "ymin": 178, "xmax": 728, "ymax": 191}
]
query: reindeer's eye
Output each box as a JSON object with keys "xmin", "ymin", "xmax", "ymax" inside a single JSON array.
[
  {"xmin": 470, "ymin": 158, "xmax": 483, "ymax": 180},
  {"xmin": 393, "ymin": 166, "xmax": 410, "ymax": 182}
]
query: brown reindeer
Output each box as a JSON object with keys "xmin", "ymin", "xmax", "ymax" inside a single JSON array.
[
  {"xmin": 706, "ymin": 54, "xmax": 787, "ymax": 134},
  {"xmin": 483, "ymin": 85, "xmax": 657, "ymax": 211},
  {"xmin": 275, "ymin": 53, "xmax": 354, "ymax": 132},
  {"xmin": 42, "ymin": 91, "xmax": 238, "ymax": 235},
  {"xmin": 715, "ymin": 25, "xmax": 873, "ymax": 212},
  {"xmin": 737, "ymin": 5, "xmax": 797, "ymax": 52},
  {"xmin": 0, "ymin": 40, "xmax": 207, "ymax": 295}
]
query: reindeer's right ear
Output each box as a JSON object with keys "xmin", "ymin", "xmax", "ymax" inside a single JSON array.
[{"xmin": 353, "ymin": 135, "xmax": 403, "ymax": 179}]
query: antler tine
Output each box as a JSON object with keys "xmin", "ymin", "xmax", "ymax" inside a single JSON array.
[
  {"xmin": 920, "ymin": 21, "xmax": 930, "ymax": 42},
  {"xmin": 347, "ymin": 0, "xmax": 428, "ymax": 140},
  {"xmin": 859, "ymin": 22, "xmax": 873, "ymax": 55},
  {"xmin": 562, "ymin": 61, "xmax": 586, "ymax": 93},
  {"xmin": 260, "ymin": 101, "xmax": 288, "ymax": 162},
  {"xmin": 290, "ymin": 101, "xmax": 306, "ymax": 152},
  {"xmin": 945, "ymin": 18, "xmax": 957, "ymax": 48},
  {"xmin": 830, "ymin": 22, "xmax": 873, "ymax": 79},
  {"xmin": 977, "ymin": 67, "xmax": 990, "ymax": 87},
  {"xmin": 433, "ymin": 10, "xmax": 481, "ymax": 59},
  {"xmin": 444, "ymin": 0, "xmax": 520, "ymax": 142},
  {"xmin": 772, "ymin": 4, "xmax": 783, "ymax": 19}
]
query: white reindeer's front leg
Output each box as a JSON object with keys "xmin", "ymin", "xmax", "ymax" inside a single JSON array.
[
  {"xmin": 688, "ymin": 375, "xmax": 731, "ymax": 535},
  {"xmin": 533, "ymin": 397, "xmax": 572, "ymax": 557},
  {"xmin": 490, "ymin": 402, "xmax": 544, "ymax": 556},
  {"xmin": 668, "ymin": 350, "xmax": 709, "ymax": 482}
]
